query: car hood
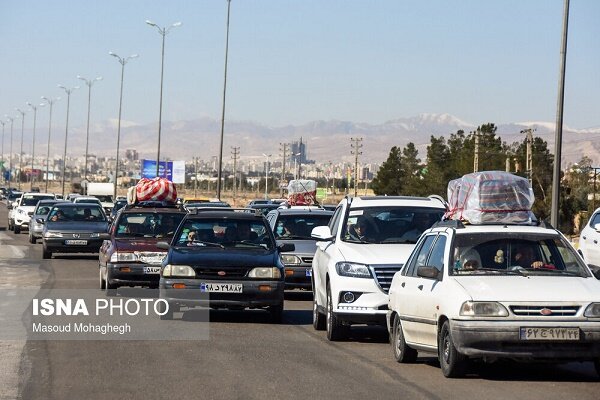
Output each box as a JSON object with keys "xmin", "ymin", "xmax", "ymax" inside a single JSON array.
[
  {"xmin": 114, "ymin": 238, "xmax": 165, "ymax": 252},
  {"xmin": 17, "ymin": 206, "xmax": 36, "ymax": 212},
  {"xmin": 168, "ymin": 247, "xmax": 278, "ymax": 268},
  {"xmin": 275, "ymin": 239, "xmax": 316, "ymax": 255},
  {"xmin": 338, "ymin": 243, "xmax": 413, "ymax": 266},
  {"xmin": 455, "ymin": 276, "xmax": 600, "ymax": 302},
  {"xmin": 45, "ymin": 221, "xmax": 108, "ymax": 232}
]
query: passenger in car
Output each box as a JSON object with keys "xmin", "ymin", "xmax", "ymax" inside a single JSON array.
[
  {"xmin": 399, "ymin": 213, "xmax": 433, "ymax": 243},
  {"xmin": 458, "ymin": 248, "xmax": 482, "ymax": 270},
  {"xmin": 513, "ymin": 246, "xmax": 546, "ymax": 269}
]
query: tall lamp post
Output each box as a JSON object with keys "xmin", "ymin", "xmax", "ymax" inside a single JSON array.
[
  {"xmin": 15, "ymin": 108, "xmax": 26, "ymax": 190},
  {"xmin": 262, "ymin": 153, "xmax": 271, "ymax": 199},
  {"xmin": 293, "ymin": 152, "xmax": 301, "ymax": 180},
  {"xmin": 109, "ymin": 52, "xmax": 138, "ymax": 200},
  {"xmin": 77, "ymin": 75, "xmax": 103, "ymax": 184},
  {"xmin": 146, "ymin": 19, "xmax": 181, "ymax": 178},
  {"xmin": 26, "ymin": 101, "xmax": 43, "ymax": 190},
  {"xmin": 58, "ymin": 84, "xmax": 79, "ymax": 198},
  {"xmin": 5, "ymin": 116, "xmax": 14, "ymax": 187},
  {"xmin": 41, "ymin": 96, "xmax": 60, "ymax": 192},
  {"xmin": 216, "ymin": 0, "xmax": 232, "ymax": 200},
  {"xmin": 0, "ymin": 121, "xmax": 5, "ymax": 183}
]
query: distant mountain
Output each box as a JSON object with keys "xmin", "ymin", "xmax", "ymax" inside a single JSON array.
[{"xmin": 54, "ymin": 113, "xmax": 600, "ymax": 166}]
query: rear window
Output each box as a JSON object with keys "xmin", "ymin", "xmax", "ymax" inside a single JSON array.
[
  {"xmin": 48, "ymin": 206, "xmax": 106, "ymax": 222},
  {"xmin": 21, "ymin": 195, "xmax": 54, "ymax": 206},
  {"xmin": 115, "ymin": 212, "xmax": 185, "ymax": 238},
  {"xmin": 274, "ymin": 214, "xmax": 331, "ymax": 239}
]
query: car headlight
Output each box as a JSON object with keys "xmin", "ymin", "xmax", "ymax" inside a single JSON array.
[
  {"xmin": 44, "ymin": 231, "xmax": 63, "ymax": 238},
  {"xmin": 109, "ymin": 252, "xmax": 138, "ymax": 263},
  {"xmin": 248, "ymin": 267, "xmax": 282, "ymax": 279},
  {"xmin": 281, "ymin": 254, "xmax": 301, "ymax": 265},
  {"xmin": 18, "ymin": 209, "xmax": 27, "ymax": 215},
  {"xmin": 584, "ymin": 303, "xmax": 600, "ymax": 317},
  {"xmin": 460, "ymin": 301, "xmax": 509, "ymax": 317},
  {"xmin": 335, "ymin": 262, "xmax": 371, "ymax": 278},
  {"xmin": 162, "ymin": 264, "xmax": 195, "ymax": 278}
]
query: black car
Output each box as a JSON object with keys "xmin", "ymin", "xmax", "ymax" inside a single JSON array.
[
  {"xmin": 41, "ymin": 203, "xmax": 109, "ymax": 259},
  {"xmin": 109, "ymin": 199, "xmax": 128, "ymax": 222},
  {"xmin": 157, "ymin": 210, "xmax": 294, "ymax": 322},
  {"xmin": 248, "ymin": 203, "xmax": 280, "ymax": 216}
]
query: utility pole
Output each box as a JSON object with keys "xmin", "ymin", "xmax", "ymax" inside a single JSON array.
[
  {"xmin": 279, "ymin": 143, "xmax": 288, "ymax": 196},
  {"xmin": 231, "ymin": 146, "xmax": 239, "ymax": 204},
  {"xmin": 473, "ymin": 129, "xmax": 480, "ymax": 173},
  {"xmin": 592, "ymin": 167, "xmax": 600, "ymax": 212},
  {"xmin": 297, "ymin": 137, "xmax": 303, "ymax": 179},
  {"xmin": 193, "ymin": 157, "xmax": 198, "ymax": 198},
  {"xmin": 521, "ymin": 128, "xmax": 535, "ymax": 185},
  {"xmin": 350, "ymin": 137, "xmax": 363, "ymax": 197}
]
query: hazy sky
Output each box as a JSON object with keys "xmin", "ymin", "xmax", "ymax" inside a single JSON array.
[{"xmin": 1, "ymin": 0, "xmax": 599, "ymax": 134}]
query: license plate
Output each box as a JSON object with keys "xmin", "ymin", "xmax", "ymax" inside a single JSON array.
[
  {"xmin": 200, "ymin": 283, "xmax": 243, "ymax": 293},
  {"xmin": 306, "ymin": 269, "xmax": 312, "ymax": 277},
  {"xmin": 519, "ymin": 327, "xmax": 580, "ymax": 341},
  {"xmin": 143, "ymin": 266, "xmax": 161, "ymax": 274},
  {"xmin": 140, "ymin": 257, "xmax": 165, "ymax": 265},
  {"xmin": 65, "ymin": 240, "xmax": 88, "ymax": 245}
]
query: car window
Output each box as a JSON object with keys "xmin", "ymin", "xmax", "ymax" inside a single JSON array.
[
  {"xmin": 175, "ymin": 218, "xmax": 274, "ymax": 250},
  {"xmin": 403, "ymin": 234, "xmax": 437, "ymax": 277},
  {"xmin": 48, "ymin": 206, "xmax": 106, "ymax": 222},
  {"xmin": 451, "ymin": 232, "xmax": 590, "ymax": 277},
  {"xmin": 21, "ymin": 195, "xmax": 54, "ymax": 206},
  {"xmin": 274, "ymin": 214, "xmax": 331, "ymax": 239},
  {"xmin": 115, "ymin": 212, "xmax": 185, "ymax": 238},
  {"xmin": 35, "ymin": 205, "xmax": 53, "ymax": 215},
  {"xmin": 428, "ymin": 235, "xmax": 447, "ymax": 273},
  {"xmin": 328, "ymin": 206, "xmax": 343, "ymax": 237},
  {"xmin": 590, "ymin": 213, "xmax": 600, "ymax": 227}
]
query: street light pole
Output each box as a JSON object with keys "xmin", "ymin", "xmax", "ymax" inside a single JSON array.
[
  {"xmin": 15, "ymin": 108, "xmax": 26, "ymax": 190},
  {"xmin": 41, "ymin": 96, "xmax": 60, "ymax": 193},
  {"xmin": 58, "ymin": 84, "xmax": 79, "ymax": 198},
  {"xmin": 26, "ymin": 102, "xmax": 42, "ymax": 190},
  {"xmin": 262, "ymin": 153, "xmax": 271, "ymax": 200},
  {"xmin": 0, "ymin": 121, "xmax": 5, "ymax": 183},
  {"xmin": 146, "ymin": 20, "xmax": 181, "ymax": 178},
  {"xmin": 5, "ymin": 116, "xmax": 14, "ymax": 187},
  {"xmin": 77, "ymin": 75, "xmax": 102, "ymax": 184},
  {"xmin": 217, "ymin": 0, "xmax": 232, "ymax": 200},
  {"xmin": 110, "ymin": 52, "xmax": 138, "ymax": 200}
]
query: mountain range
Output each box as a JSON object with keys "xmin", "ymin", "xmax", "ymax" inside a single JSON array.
[{"xmin": 55, "ymin": 113, "xmax": 600, "ymax": 167}]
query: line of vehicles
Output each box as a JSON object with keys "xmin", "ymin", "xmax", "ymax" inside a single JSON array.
[{"xmin": 2, "ymin": 182, "xmax": 600, "ymax": 378}]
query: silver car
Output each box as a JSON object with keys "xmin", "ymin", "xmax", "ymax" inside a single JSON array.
[{"xmin": 28, "ymin": 200, "xmax": 62, "ymax": 243}]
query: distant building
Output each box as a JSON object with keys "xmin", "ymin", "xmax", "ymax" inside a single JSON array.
[
  {"xmin": 125, "ymin": 149, "xmax": 139, "ymax": 161},
  {"xmin": 291, "ymin": 137, "xmax": 314, "ymax": 165}
]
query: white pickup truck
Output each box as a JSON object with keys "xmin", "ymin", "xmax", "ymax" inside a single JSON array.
[{"xmin": 86, "ymin": 182, "xmax": 115, "ymax": 215}]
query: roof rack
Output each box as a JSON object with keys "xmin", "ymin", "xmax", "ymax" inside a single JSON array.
[
  {"xmin": 124, "ymin": 201, "xmax": 183, "ymax": 210},
  {"xmin": 432, "ymin": 220, "xmax": 465, "ymax": 229},
  {"xmin": 427, "ymin": 194, "xmax": 449, "ymax": 210},
  {"xmin": 190, "ymin": 207, "xmax": 261, "ymax": 216}
]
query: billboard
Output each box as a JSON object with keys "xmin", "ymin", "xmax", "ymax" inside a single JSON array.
[{"xmin": 141, "ymin": 160, "xmax": 185, "ymax": 184}]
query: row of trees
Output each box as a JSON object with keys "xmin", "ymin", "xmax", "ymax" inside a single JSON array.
[{"xmin": 371, "ymin": 123, "xmax": 595, "ymax": 234}]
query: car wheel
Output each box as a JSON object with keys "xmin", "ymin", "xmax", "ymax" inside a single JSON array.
[
  {"xmin": 99, "ymin": 267, "xmax": 106, "ymax": 290},
  {"xmin": 42, "ymin": 247, "xmax": 52, "ymax": 259},
  {"xmin": 438, "ymin": 320, "xmax": 467, "ymax": 378},
  {"xmin": 159, "ymin": 301, "xmax": 174, "ymax": 320},
  {"xmin": 392, "ymin": 314, "xmax": 418, "ymax": 363},
  {"xmin": 13, "ymin": 225, "xmax": 20, "ymax": 234},
  {"xmin": 105, "ymin": 270, "xmax": 118, "ymax": 291},
  {"xmin": 326, "ymin": 283, "xmax": 347, "ymax": 341},
  {"xmin": 29, "ymin": 234, "xmax": 36, "ymax": 244},
  {"xmin": 268, "ymin": 303, "xmax": 284, "ymax": 324},
  {"xmin": 312, "ymin": 295, "xmax": 325, "ymax": 331},
  {"xmin": 594, "ymin": 359, "xmax": 600, "ymax": 379}
]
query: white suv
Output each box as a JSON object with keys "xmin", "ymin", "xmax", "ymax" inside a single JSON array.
[
  {"xmin": 311, "ymin": 196, "xmax": 446, "ymax": 340},
  {"xmin": 387, "ymin": 220, "xmax": 600, "ymax": 378},
  {"xmin": 12, "ymin": 192, "xmax": 56, "ymax": 234},
  {"xmin": 579, "ymin": 208, "xmax": 600, "ymax": 267}
]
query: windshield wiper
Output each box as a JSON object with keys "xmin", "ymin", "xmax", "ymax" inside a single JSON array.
[
  {"xmin": 279, "ymin": 235, "xmax": 311, "ymax": 240},
  {"xmin": 187, "ymin": 241, "xmax": 225, "ymax": 249},
  {"xmin": 344, "ymin": 238, "xmax": 371, "ymax": 244}
]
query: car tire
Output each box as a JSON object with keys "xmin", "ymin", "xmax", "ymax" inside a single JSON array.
[
  {"xmin": 268, "ymin": 303, "xmax": 284, "ymax": 324},
  {"xmin": 326, "ymin": 283, "xmax": 347, "ymax": 341},
  {"xmin": 29, "ymin": 234, "xmax": 36, "ymax": 244},
  {"xmin": 438, "ymin": 320, "xmax": 467, "ymax": 378},
  {"xmin": 99, "ymin": 267, "xmax": 106, "ymax": 290},
  {"xmin": 594, "ymin": 359, "xmax": 600, "ymax": 379},
  {"xmin": 13, "ymin": 225, "xmax": 20, "ymax": 234},
  {"xmin": 42, "ymin": 247, "xmax": 52, "ymax": 259},
  {"xmin": 391, "ymin": 314, "xmax": 418, "ymax": 363},
  {"xmin": 312, "ymin": 295, "xmax": 326, "ymax": 331},
  {"xmin": 159, "ymin": 301, "xmax": 174, "ymax": 320},
  {"xmin": 105, "ymin": 271, "xmax": 118, "ymax": 291}
]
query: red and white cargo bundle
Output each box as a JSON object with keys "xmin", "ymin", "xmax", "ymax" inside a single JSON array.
[
  {"xmin": 287, "ymin": 179, "xmax": 318, "ymax": 206},
  {"xmin": 127, "ymin": 177, "xmax": 178, "ymax": 205},
  {"xmin": 444, "ymin": 171, "xmax": 534, "ymax": 224}
]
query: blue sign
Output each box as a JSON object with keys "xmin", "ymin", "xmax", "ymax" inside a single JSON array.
[{"xmin": 141, "ymin": 159, "xmax": 173, "ymax": 181}]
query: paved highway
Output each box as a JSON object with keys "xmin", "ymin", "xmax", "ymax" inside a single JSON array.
[{"xmin": 1, "ymin": 207, "xmax": 599, "ymax": 400}]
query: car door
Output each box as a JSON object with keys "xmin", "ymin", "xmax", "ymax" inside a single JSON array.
[
  {"xmin": 582, "ymin": 212, "xmax": 600, "ymax": 265},
  {"xmin": 313, "ymin": 204, "xmax": 343, "ymax": 308},
  {"xmin": 393, "ymin": 234, "xmax": 437, "ymax": 345},
  {"xmin": 411, "ymin": 234, "xmax": 448, "ymax": 347}
]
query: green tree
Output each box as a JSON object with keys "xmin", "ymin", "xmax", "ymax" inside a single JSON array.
[
  {"xmin": 372, "ymin": 146, "xmax": 403, "ymax": 195},
  {"xmin": 400, "ymin": 142, "xmax": 424, "ymax": 196},
  {"xmin": 421, "ymin": 136, "xmax": 451, "ymax": 196}
]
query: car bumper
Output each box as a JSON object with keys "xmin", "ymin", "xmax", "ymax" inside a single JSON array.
[
  {"xmin": 450, "ymin": 319, "xmax": 600, "ymax": 360},
  {"xmin": 44, "ymin": 238, "xmax": 104, "ymax": 253},
  {"xmin": 14, "ymin": 216, "xmax": 31, "ymax": 228},
  {"xmin": 159, "ymin": 278, "xmax": 284, "ymax": 309},
  {"xmin": 283, "ymin": 265, "xmax": 312, "ymax": 289},
  {"xmin": 107, "ymin": 263, "xmax": 161, "ymax": 286},
  {"xmin": 330, "ymin": 275, "xmax": 389, "ymax": 324}
]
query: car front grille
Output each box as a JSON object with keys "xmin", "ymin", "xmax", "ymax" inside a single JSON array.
[
  {"xmin": 370, "ymin": 264, "xmax": 403, "ymax": 294},
  {"xmin": 193, "ymin": 267, "xmax": 251, "ymax": 279},
  {"xmin": 66, "ymin": 233, "xmax": 93, "ymax": 239},
  {"xmin": 509, "ymin": 305, "xmax": 580, "ymax": 317}
]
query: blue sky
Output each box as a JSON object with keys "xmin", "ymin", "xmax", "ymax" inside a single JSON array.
[{"xmin": 1, "ymin": 0, "xmax": 599, "ymax": 133}]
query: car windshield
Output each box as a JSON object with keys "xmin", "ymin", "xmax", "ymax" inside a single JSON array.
[
  {"xmin": 21, "ymin": 195, "xmax": 54, "ymax": 206},
  {"xmin": 48, "ymin": 206, "xmax": 106, "ymax": 222},
  {"xmin": 94, "ymin": 195, "xmax": 113, "ymax": 203},
  {"xmin": 175, "ymin": 218, "xmax": 274, "ymax": 250},
  {"xmin": 113, "ymin": 201, "xmax": 127, "ymax": 212},
  {"xmin": 8, "ymin": 193, "xmax": 23, "ymax": 201},
  {"xmin": 274, "ymin": 214, "xmax": 331, "ymax": 239},
  {"xmin": 341, "ymin": 206, "xmax": 444, "ymax": 244},
  {"xmin": 450, "ymin": 232, "xmax": 591, "ymax": 277},
  {"xmin": 115, "ymin": 212, "xmax": 185, "ymax": 238},
  {"xmin": 35, "ymin": 203, "xmax": 56, "ymax": 215}
]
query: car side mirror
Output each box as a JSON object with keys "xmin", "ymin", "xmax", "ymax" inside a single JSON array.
[
  {"xmin": 277, "ymin": 243, "xmax": 295, "ymax": 253},
  {"xmin": 589, "ymin": 265, "xmax": 600, "ymax": 280},
  {"xmin": 594, "ymin": 223, "xmax": 600, "ymax": 232},
  {"xmin": 311, "ymin": 226, "xmax": 334, "ymax": 241},
  {"xmin": 156, "ymin": 241, "xmax": 171, "ymax": 250},
  {"xmin": 417, "ymin": 266, "xmax": 441, "ymax": 280},
  {"xmin": 36, "ymin": 218, "xmax": 45, "ymax": 224}
]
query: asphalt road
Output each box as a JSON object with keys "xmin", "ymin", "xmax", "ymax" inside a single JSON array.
[{"xmin": 1, "ymin": 207, "xmax": 599, "ymax": 400}]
